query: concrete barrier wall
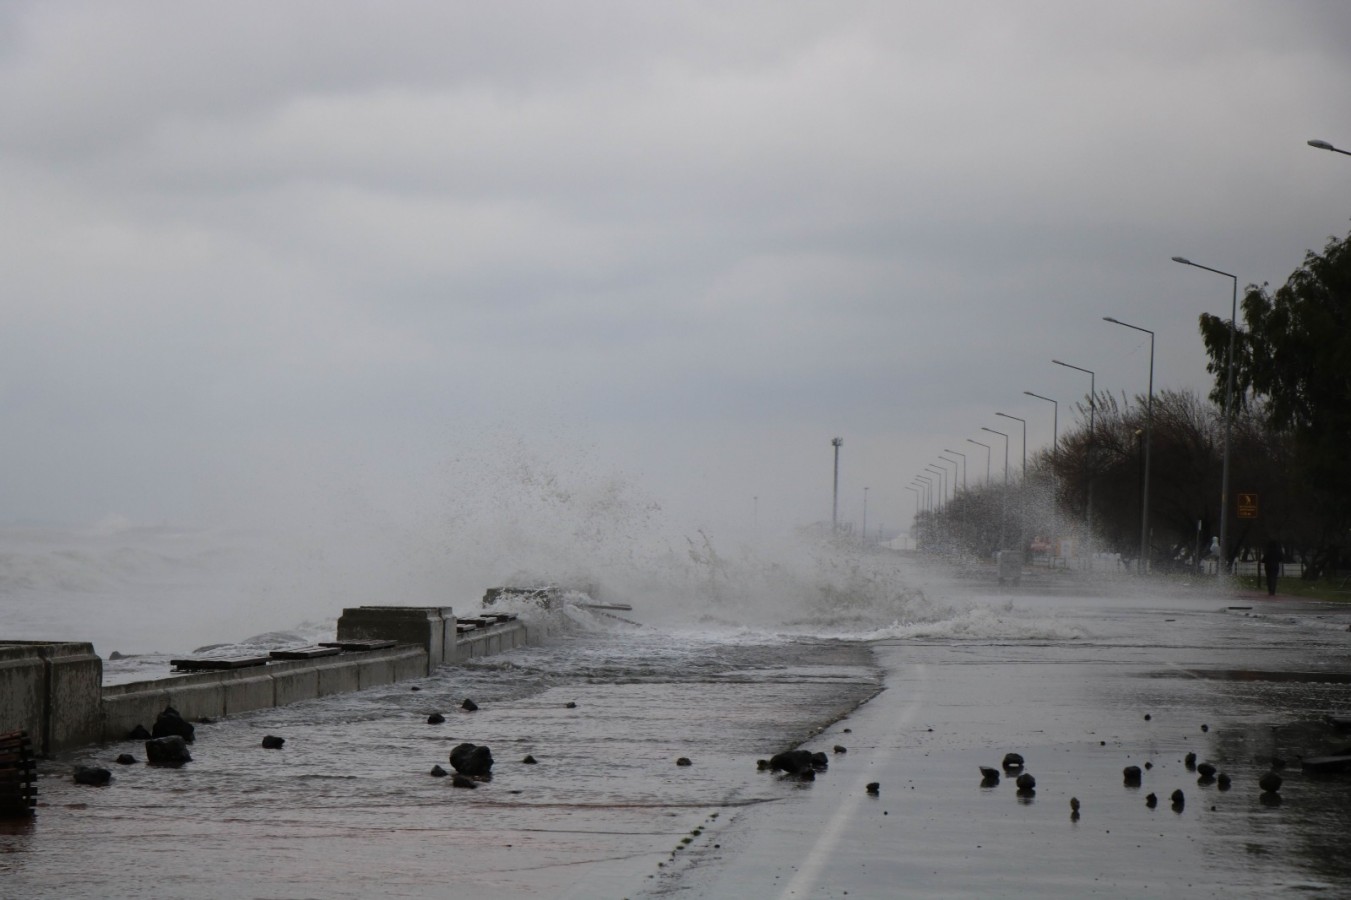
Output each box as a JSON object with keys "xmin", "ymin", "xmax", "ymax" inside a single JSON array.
[
  {"xmin": 451, "ymin": 621, "xmax": 530, "ymax": 663},
  {"xmin": 5, "ymin": 608, "xmax": 531, "ymax": 753},
  {"xmin": 337, "ymin": 606, "xmax": 456, "ymax": 672},
  {"xmin": 0, "ymin": 645, "xmax": 48, "ymax": 745},
  {"xmin": 100, "ymin": 645, "xmax": 429, "ymax": 742},
  {"xmin": 0, "ymin": 642, "xmax": 102, "ymax": 755}
]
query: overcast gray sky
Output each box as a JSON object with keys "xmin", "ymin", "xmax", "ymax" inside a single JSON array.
[{"xmin": 3, "ymin": 0, "xmax": 1349, "ymax": 541}]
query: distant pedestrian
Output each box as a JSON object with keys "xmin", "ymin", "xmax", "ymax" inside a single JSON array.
[{"xmin": 1262, "ymin": 539, "xmax": 1284, "ymax": 596}]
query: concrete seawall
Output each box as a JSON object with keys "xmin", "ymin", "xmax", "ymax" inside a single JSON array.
[{"xmin": 1, "ymin": 606, "xmax": 531, "ymax": 755}]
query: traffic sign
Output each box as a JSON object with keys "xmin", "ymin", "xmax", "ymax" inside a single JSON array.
[{"xmin": 1237, "ymin": 492, "xmax": 1258, "ymax": 518}]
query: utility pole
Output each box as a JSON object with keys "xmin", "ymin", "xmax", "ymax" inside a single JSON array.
[{"xmin": 831, "ymin": 437, "xmax": 843, "ymax": 533}]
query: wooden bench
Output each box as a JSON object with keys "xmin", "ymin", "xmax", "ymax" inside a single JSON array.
[
  {"xmin": 268, "ymin": 645, "xmax": 343, "ymax": 660},
  {"xmin": 170, "ymin": 655, "xmax": 270, "ymax": 672},
  {"xmin": 317, "ymin": 639, "xmax": 398, "ymax": 652}
]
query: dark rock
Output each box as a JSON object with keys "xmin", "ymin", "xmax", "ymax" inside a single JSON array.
[
  {"xmin": 115, "ymin": 753, "xmax": 136, "ymax": 765},
  {"xmin": 261, "ymin": 735, "xmax": 285, "ymax": 750},
  {"xmin": 430, "ymin": 765, "xmax": 448, "ymax": 777},
  {"xmin": 1001, "ymin": 752, "xmax": 1024, "ymax": 772},
  {"xmin": 1143, "ymin": 713, "xmax": 1152, "ymax": 721},
  {"xmin": 1184, "ymin": 752, "xmax": 1197, "ymax": 771},
  {"xmin": 1217, "ymin": 773, "xmax": 1232, "ymax": 790},
  {"xmin": 1258, "ymin": 771, "xmax": 1283, "ymax": 793},
  {"xmin": 1069, "ymin": 797, "xmax": 1081, "ymax": 814},
  {"xmin": 1171, "ymin": 789, "xmax": 1185, "ymax": 809},
  {"xmin": 1015, "ymin": 772, "xmax": 1036, "ymax": 792},
  {"xmin": 811, "ymin": 751, "xmax": 829, "ymax": 770},
  {"xmin": 1144, "ymin": 761, "xmax": 1153, "ymax": 770},
  {"xmin": 756, "ymin": 759, "xmax": 770, "ymax": 771},
  {"xmin": 833, "ymin": 745, "xmax": 847, "ymax": 754},
  {"xmin": 565, "ymin": 701, "xmax": 577, "ymax": 709},
  {"xmin": 451, "ymin": 773, "xmax": 478, "ymax": 789},
  {"xmin": 1146, "ymin": 793, "xmax": 1158, "ymax": 808},
  {"xmin": 843, "ymin": 728, "xmax": 851, "ymax": 733},
  {"xmin": 865, "ymin": 782, "xmax": 880, "ymax": 795},
  {"xmin": 73, "ymin": 766, "xmax": 112, "ymax": 786},
  {"xmin": 676, "ymin": 757, "xmax": 692, "ymax": 767},
  {"xmin": 449, "ymin": 742, "xmax": 494, "ymax": 777},
  {"xmin": 145, "ymin": 735, "xmax": 192, "ymax": 767},
  {"xmin": 427, "ymin": 713, "xmax": 445, "ymax": 725},
  {"xmin": 152, "ymin": 706, "xmax": 195, "ymax": 743},
  {"xmin": 522, "ymin": 755, "xmax": 537, "ymax": 765},
  {"xmin": 1201, "ymin": 723, "xmax": 1209, "ymax": 732},
  {"xmin": 1123, "ymin": 765, "xmax": 1143, "ymax": 786},
  {"xmin": 127, "ymin": 724, "xmax": 151, "ymax": 741},
  {"xmin": 1196, "ymin": 762, "xmax": 1216, "ymax": 778},
  {"xmin": 461, "ymin": 698, "xmax": 479, "ymax": 712},
  {"xmin": 410, "ymin": 686, "xmax": 421, "ymax": 691},
  {"xmin": 979, "ymin": 766, "xmax": 1000, "ymax": 786},
  {"xmin": 769, "ymin": 750, "xmax": 816, "ymax": 776},
  {"xmin": 108, "ymin": 650, "xmax": 126, "ymax": 660}
]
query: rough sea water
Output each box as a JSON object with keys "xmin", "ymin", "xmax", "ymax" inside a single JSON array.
[{"xmin": 6, "ymin": 476, "xmax": 1351, "ymax": 896}]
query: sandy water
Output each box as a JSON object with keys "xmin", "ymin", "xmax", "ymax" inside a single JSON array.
[{"xmin": 4, "ymin": 625, "xmax": 881, "ymax": 899}]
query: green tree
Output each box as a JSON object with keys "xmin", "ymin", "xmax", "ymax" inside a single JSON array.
[{"xmin": 1199, "ymin": 230, "xmax": 1351, "ymax": 577}]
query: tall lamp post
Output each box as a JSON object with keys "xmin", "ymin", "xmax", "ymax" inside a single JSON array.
[
  {"xmin": 1308, "ymin": 139, "xmax": 1351, "ymax": 157},
  {"xmin": 1053, "ymin": 359, "xmax": 1096, "ymax": 556},
  {"xmin": 995, "ymin": 412, "xmax": 1027, "ymax": 479},
  {"xmin": 925, "ymin": 466, "xmax": 947, "ymax": 509},
  {"xmin": 943, "ymin": 449, "xmax": 968, "ymax": 491},
  {"xmin": 966, "ymin": 438, "xmax": 992, "ymax": 484},
  {"xmin": 904, "ymin": 486, "xmax": 920, "ymax": 543},
  {"xmin": 935, "ymin": 457, "xmax": 958, "ymax": 498},
  {"xmin": 831, "ymin": 437, "xmax": 843, "ymax": 533},
  {"xmin": 862, "ymin": 487, "xmax": 869, "ymax": 543},
  {"xmin": 915, "ymin": 476, "xmax": 933, "ymax": 513},
  {"xmin": 1172, "ymin": 256, "xmax": 1239, "ymax": 580},
  {"xmin": 981, "ymin": 426, "xmax": 1010, "ymax": 550},
  {"xmin": 1103, "ymin": 316, "xmax": 1155, "ymax": 575},
  {"xmin": 1024, "ymin": 391, "xmax": 1059, "ymax": 560}
]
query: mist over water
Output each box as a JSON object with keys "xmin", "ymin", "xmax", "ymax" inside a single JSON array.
[{"xmin": 0, "ymin": 432, "xmax": 993, "ymax": 657}]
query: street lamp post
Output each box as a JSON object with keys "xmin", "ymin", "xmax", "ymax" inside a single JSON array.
[
  {"xmin": 1308, "ymin": 139, "xmax": 1351, "ymax": 157},
  {"xmin": 905, "ymin": 486, "xmax": 920, "ymax": 538},
  {"xmin": 1103, "ymin": 316, "xmax": 1155, "ymax": 575},
  {"xmin": 831, "ymin": 437, "xmax": 843, "ymax": 534},
  {"xmin": 925, "ymin": 466, "xmax": 947, "ymax": 509},
  {"xmin": 862, "ymin": 487, "xmax": 869, "ymax": 543},
  {"xmin": 966, "ymin": 439, "xmax": 992, "ymax": 485},
  {"xmin": 943, "ymin": 449, "xmax": 968, "ymax": 491},
  {"xmin": 995, "ymin": 412, "xmax": 1027, "ymax": 478},
  {"xmin": 1024, "ymin": 391, "xmax": 1059, "ymax": 562},
  {"xmin": 1172, "ymin": 256, "xmax": 1239, "ymax": 580},
  {"xmin": 935, "ymin": 457, "xmax": 958, "ymax": 498},
  {"xmin": 915, "ymin": 476, "xmax": 933, "ymax": 513},
  {"xmin": 981, "ymin": 426, "xmax": 1010, "ymax": 550},
  {"xmin": 1053, "ymin": 359, "xmax": 1096, "ymax": 557}
]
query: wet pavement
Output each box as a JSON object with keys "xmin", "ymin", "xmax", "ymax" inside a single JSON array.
[
  {"xmin": 673, "ymin": 588, "xmax": 1351, "ymax": 898},
  {"xmin": 8, "ymin": 585, "xmax": 1351, "ymax": 898}
]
